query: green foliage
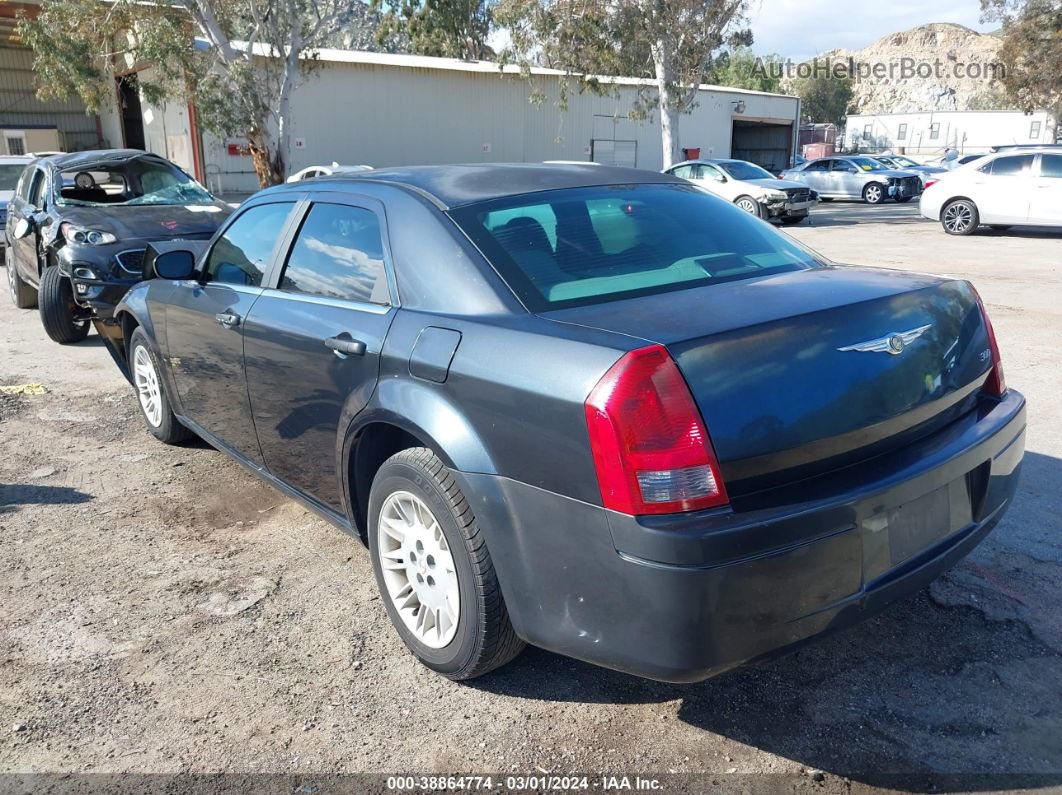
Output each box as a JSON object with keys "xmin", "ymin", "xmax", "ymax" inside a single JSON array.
[
  {"xmin": 372, "ymin": 0, "xmax": 493, "ymax": 59},
  {"xmin": 708, "ymin": 48, "xmax": 783, "ymax": 93},
  {"xmin": 981, "ymin": 0, "xmax": 1062, "ymax": 116},
  {"xmin": 789, "ymin": 72, "xmax": 854, "ymax": 126}
]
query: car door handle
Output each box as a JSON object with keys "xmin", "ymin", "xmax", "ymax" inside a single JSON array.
[
  {"xmin": 215, "ymin": 312, "xmax": 240, "ymax": 328},
  {"xmin": 324, "ymin": 335, "xmax": 366, "ymax": 357}
]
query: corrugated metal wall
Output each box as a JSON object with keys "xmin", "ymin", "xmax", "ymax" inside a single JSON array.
[
  {"xmin": 201, "ymin": 59, "xmax": 800, "ymax": 193},
  {"xmin": 0, "ymin": 46, "xmax": 100, "ymax": 151}
]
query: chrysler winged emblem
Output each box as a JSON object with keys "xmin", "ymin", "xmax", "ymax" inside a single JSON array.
[{"xmin": 838, "ymin": 324, "xmax": 931, "ymax": 356}]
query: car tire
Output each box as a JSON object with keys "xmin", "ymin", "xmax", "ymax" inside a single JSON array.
[
  {"xmin": 862, "ymin": 183, "xmax": 886, "ymax": 204},
  {"xmin": 779, "ymin": 213, "xmax": 807, "ymax": 225},
  {"xmin": 128, "ymin": 327, "xmax": 193, "ymax": 444},
  {"xmin": 941, "ymin": 199, "xmax": 980, "ymax": 236},
  {"xmin": 895, "ymin": 196, "xmax": 914, "ymax": 203},
  {"xmin": 368, "ymin": 447, "xmax": 525, "ymax": 680},
  {"xmin": 734, "ymin": 195, "xmax": 766, "ymax": 218},
  {"xmin": 7, "ymin": 257, "xmax": 37, "ymax": 309},
  {"xmin": 38, "ymin": 266, "xmax": 89, "ymax": 343}
]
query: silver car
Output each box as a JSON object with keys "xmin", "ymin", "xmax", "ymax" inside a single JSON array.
[{"xmin": 780, "ymin": 156, "xmax": 923, "ymax": 204}]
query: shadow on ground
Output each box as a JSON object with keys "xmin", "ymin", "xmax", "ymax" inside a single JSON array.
[
  {"xmin": 472, "ymin": 452, "xmax": 1062, "ymax": 788},
  {"xmin": 0, "ymin": 482, "xmax": 94, "ymax": 511}
]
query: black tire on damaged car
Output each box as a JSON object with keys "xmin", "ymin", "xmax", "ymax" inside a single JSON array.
[
  {"xmin": 7, "ymin": 256, "xmax": 37, "ymax": 309},
  {"xmin": 38, "ymin": 266, "xmax": 89, "ymax": 343},
  {"xmin": 779, "ymin": 214, "xmax": 807, "ymax": 225},
  {"xmin": 128, "ymin": 327, "xmax": 193, "ymax": 444},
  {"xmin": 368, "ymin": 447, "xmax": 525, "ymax": 680}
]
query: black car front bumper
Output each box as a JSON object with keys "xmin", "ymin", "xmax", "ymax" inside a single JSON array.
[{"xmin": 461, "ymin": 389, "xmax": 1025, "ymax": 682}]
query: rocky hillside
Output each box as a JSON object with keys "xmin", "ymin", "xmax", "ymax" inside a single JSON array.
[{"xmin": 821, "ymin": 23, "xmax": 1009, "ymax": 113}]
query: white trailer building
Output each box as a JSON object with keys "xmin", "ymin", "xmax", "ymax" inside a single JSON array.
[
  {"xmin": 846, "ymin": 109, "xmax": 1058, "ymax": 157},
  {"xmin": 100, "ymin": 49, "xmax": 801, "ymax": 194}
]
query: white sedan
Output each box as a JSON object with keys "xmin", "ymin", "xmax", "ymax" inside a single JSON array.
[
  {"xmin": 665, "ymin": 158, "xmax": 816, "ymax": 224},
  {"xmin": 286, "ymin": 163, "xmax": 373, "ymax": 183},
  {"xmin": 919, "ymin": 150, "xmax": 1062, "ymax": 235}
]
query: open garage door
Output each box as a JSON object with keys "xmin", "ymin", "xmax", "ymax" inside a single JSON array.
[{"xmin": 731, "ymin": 120, "xmax": 793, "ymax": 174}]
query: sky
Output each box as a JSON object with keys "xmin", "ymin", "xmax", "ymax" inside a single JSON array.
[{"xmin": 746, "ymin": 0, "xmax": 996, "ymax": 62}]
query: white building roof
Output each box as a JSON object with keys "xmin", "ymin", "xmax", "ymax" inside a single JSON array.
[{"xmin": 222, "ymin": 40, "xmax": 798, "ymax": 101}]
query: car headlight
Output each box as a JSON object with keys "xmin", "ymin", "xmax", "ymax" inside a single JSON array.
[
  {"xmin": 60, "ymin": 222, "xmax": 117, "ymax": 246},
  {"xmin": 763, "ymin": 190, "xmax": 788, "ymax": 201}
]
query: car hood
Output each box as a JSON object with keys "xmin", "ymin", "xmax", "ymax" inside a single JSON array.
[
  {"xmin": 744, "ymin": 178, "xmax": 809, "ymax": 191},
  {"xmin": 873, "ymin": 168, "xmax": 922, "ymax": 179},
  {"xmin": 58, "ymin": 203, "xmax": 231, "ymax": 239}
]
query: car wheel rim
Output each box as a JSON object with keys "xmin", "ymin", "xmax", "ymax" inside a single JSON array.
[
  {"xmin": 7, "ymin": 261, "xmax": 15, "ymax": 302},
  {"xmin": 737, "ymin": 199, "xmax": 758, "ymax": 214},
  {"xmin": 944, "ymin": 203, "xmax": 971, "ymax": 233},
  {"xmin": 377, "ymin": 490, "xmax": 459, "ymax": 649},
  {"xmin": 133, "ymin": 345, "xmax": 163, "ymax": 427},
  {"xmin": 866, "ymin": 187, "xmax": 881, "ymax": 202}
]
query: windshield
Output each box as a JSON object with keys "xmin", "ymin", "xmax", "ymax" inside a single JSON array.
[
  {"xmin": 889, "ymin": 156, "xmax": 918, "ymax": 167},
  {"xmin": 0, "ymin": 164, "xmax": 24, "ymax": 191},
  {"xmin": 55, "ymin": 157, "xmax": 216, "ymax": 207},
  {"xmin": 451, "ymin": 184, "xmax": 822, "ymax": 310},
  {"xmin": 717, "ymin": 161, "xmax": 774, "ymax": 181},
  {"xmin": 849, "ymin": 157, "xmax": 888, "ymax": 172}
]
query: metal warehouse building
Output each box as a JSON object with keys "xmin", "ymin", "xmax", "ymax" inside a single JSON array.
[{"xmin": 102, "ymin": 49, "xmax": 801, "ymax": 194}]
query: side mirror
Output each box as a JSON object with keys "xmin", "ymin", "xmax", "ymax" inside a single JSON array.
[
  {"xmin": 12, "ymin": 218, "xmax": 32, "ymax": 240},
  {"xmin": 848, "ymin": 167, "xmax": 859, "ymax": 174},
  {"xmin": 154, "ymin": 250, "xmax": 196, "ymax": 280}
]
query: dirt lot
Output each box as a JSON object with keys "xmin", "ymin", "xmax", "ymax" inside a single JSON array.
[{"xmin": 1, "ymin": 204, "xmax": 1060, "ymax": 790}]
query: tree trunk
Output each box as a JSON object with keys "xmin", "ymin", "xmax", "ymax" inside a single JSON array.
[
  {"xmin": 247, "ymin": 126, "xmax": 284, "ymax": 187},
  {"xmin": 652, "ymin": 44, "xmax": 683, "ymax": 168}
]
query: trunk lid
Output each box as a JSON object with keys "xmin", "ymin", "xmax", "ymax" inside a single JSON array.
[{"xmin": 543, "ymin": 266, "xmax": 993, "ymax": 493}]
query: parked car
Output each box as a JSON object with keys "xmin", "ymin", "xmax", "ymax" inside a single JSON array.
[
  {"xmin": 781, "ymin": 155, "xmax": 923, "ymax": 204},
  {"xmin": 5, "ymin": 149, "xmax": 231, "ymax": 344},
  {"xmin": 0, "ymin": 154, "xmax": 34, "ymax": 264},
  {"xmin": 665, "ymin": 158, "xmax": 816, "ymax": 223},
  {"xmin": 286, "ymin": 163, "xmax": 373, "ymax": 182},
  {"xmin": 869, "ymin": 154, "xmax": 947, "ymax": 184},
  {"xmin": 920, "ymin": 150, "xmax": 1062, "ymax": 235},
  {"xmin": 103, "ymin": 163, "xmax": 1024, "ymax": 683}
]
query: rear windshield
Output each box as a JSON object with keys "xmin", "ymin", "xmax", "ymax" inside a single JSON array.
[
  {"xmin": 450, "ymin": 184, "xmax": 822, "ymax": 310},
  {"xmin": 0, "ymin": 164, "xmax": 24, "ymax": 191}
]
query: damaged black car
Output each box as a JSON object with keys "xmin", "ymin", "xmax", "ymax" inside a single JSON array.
[{"xmin": 5, "ymin": 149, "xmax": 231, "ymax": 343}]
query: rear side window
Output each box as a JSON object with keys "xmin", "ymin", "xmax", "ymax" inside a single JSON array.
[
  {"xmin": 986, "ymin": 155, "xmax": 1035, "ymax": 176},
  {"xmin": 1041, "ymin": 155, "xmax": 1062, "ymax": 178},
  {"xmin": 279, "ymin": 203, "xmax": 389, "ymax": 305},
  {"xmin": 452, "ymin": 184, "xmax": 822, "ymax": 311},
  {"xmin": 203, "ymin": 202, "xmax": 294, "ymax": 286}
]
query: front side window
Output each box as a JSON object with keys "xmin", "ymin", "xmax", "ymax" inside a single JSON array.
[
  {"xmin": 279, "ymin": 203, "xmax": 389, "ymax": 305},
  {"xmin": 452, "ymin": 184, "xmax": 823, "ymax": 311},
  {"xmin": 203, "ymin": 202, "xmax": 295, "ymax": 286},
  {"xmin": 990, "ymin": 155, "xmax": 1036, "ymax": 176},
  {"xmin": 700, "ymin": 164, "xmax": 725, "ymax": 181}
]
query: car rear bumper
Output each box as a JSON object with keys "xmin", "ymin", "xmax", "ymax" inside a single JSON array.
[{"xmin": 462, "ymin": 389, "xmax": 1025, "ymax": 682}]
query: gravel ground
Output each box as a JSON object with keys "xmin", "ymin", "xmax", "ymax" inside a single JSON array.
[{"xmin": 1, "ymin": 204, "xmax": 1060, "ymax": 791}]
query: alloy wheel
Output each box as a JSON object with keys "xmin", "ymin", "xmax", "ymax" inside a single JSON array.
[
  {"xmin": 377, "ymin": 490, "xmax": 460, "ymax": 649},
  {"xmin": 133, "ymin": 345, "xmax": 163, "ymax": 427},
  {"xmin": 865, "ymin": 185, "xmax": 882, "ymax": 203},
  {"xmin": 6, "ymin": 260, "xmax": 15, "ymax": 304},
  {"xmin": 943, "ymin": 203, "xmax": 973, "ymax": 234},
  {"xmin": 737, "ymin": 198, "xmax": 759, "ymax": 214}
]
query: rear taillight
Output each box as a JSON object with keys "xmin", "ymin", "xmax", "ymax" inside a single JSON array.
[
  {"xmin": 924, "ymin": 178, "xmax": 939, "ymax": 189},
  {"xmin": 584, "ymin": 344, "xmax": 728, "ymax": 515},
  {"xmin": 972, "ymin": 287, "xmax": 1006, "ymax": 397}
]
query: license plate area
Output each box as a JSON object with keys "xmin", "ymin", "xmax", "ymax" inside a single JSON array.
[{"xmin": 885, "ymin": 486, "xmax": 951, "ymax": 564}]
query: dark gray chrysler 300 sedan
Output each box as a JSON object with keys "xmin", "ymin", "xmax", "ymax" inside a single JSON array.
[{"xmin": 100, "ymin": 164, "xmax": 1025, "ymax": 683}]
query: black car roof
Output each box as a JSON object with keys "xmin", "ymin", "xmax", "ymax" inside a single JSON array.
[
  {"xmin": 45, "ymin": 149, "xmax": 164, "ymax": 169},
  {"xmin": 270, "ymin": 163, "xmax": 684, "ymax": 209}
]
